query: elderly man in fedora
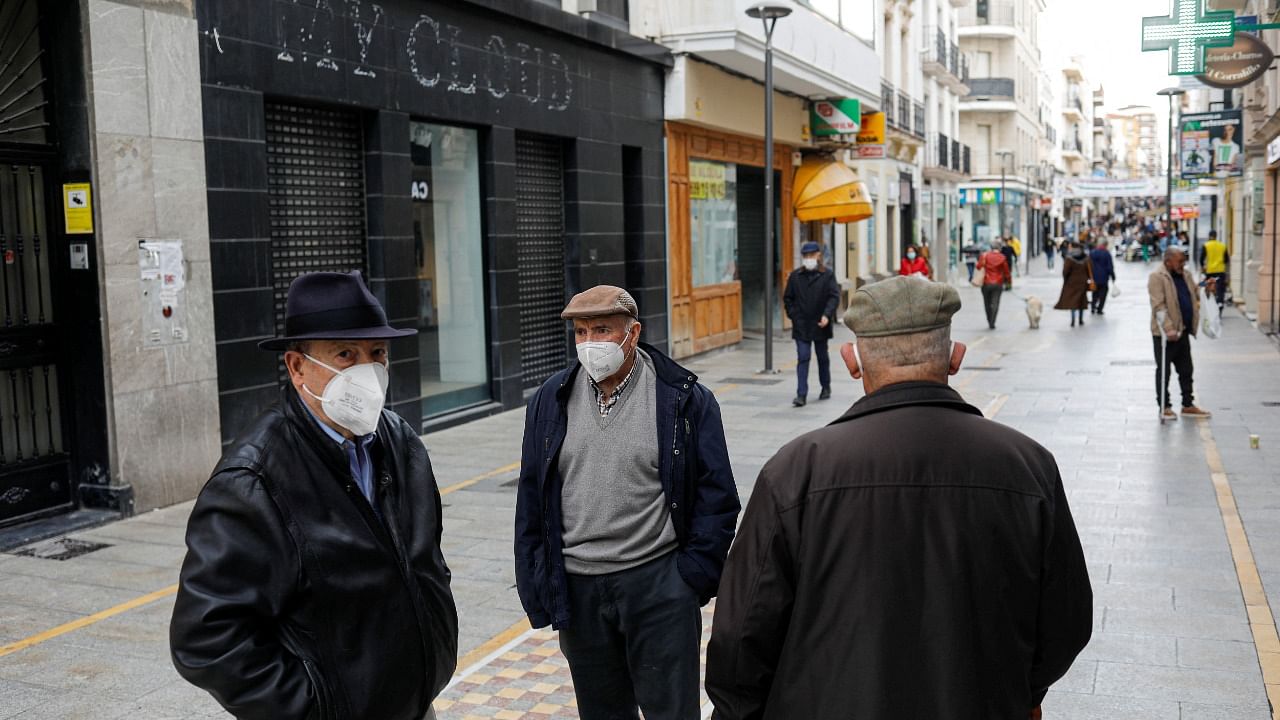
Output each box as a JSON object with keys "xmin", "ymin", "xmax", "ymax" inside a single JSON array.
[
  {"xmin": 170, "ymin": 271, "xmax": 458, "ymax": 720},
  {"xmin": 707, "ymin": 276, "xmax": 1092, "ymax": 720},
  {"xmin": 515, "ymin": 285, "xmax": 740, "ymax": 720}
]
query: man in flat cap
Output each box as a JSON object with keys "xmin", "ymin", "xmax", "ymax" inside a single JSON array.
[
  {"xmin": 706, "ymin": 276, "xmax": 1092, "ymax": 720},
  {"xmin": 515, "ymin": 285, "xmax": 740, "ymax": 720},
  {"xmin": 171, "ymin": 271, "xmax": 457, "ymax": 720},
  {"xmin": 783, "ymin": 241, "xmax": 840, "ymax": 407}
]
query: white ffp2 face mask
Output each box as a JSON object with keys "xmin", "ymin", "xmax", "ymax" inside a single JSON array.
[
  {"xmin": 576, "ymin": 327, "xmax": 634, "ymax": 383},
  {"xmin": 302, "ymin": 354, "xmax": 389, "ymax": 436},
  {"xmin": 802, "ymin": 258, "xmax": 818, "ymax": 271}
]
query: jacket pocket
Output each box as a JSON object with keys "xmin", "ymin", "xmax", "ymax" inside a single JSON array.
[{"xmin": 301, "ymin": 658, "xmax": 333, "ymax": 720}]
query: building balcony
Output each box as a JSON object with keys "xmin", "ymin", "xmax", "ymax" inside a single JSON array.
[
  {"xmin": 1062, "ymin": 137, "xmax": 1084, "ymax": 158},
  {"xmin": 1062, "ymin": 95, "xmax": 1085, "ymax": 122},
  {"xmin": 882, "ymin": 81, "xmax": 896, "ymax": 127},
  {"xmin": 925, "ymin": 132, "xmax": 971, "ymax": 181},
  {"xmin": 959, "ymin": 0, "xmax": 1018, "ymax": 37},
  {"xmin": 923, "ymin": 28, "xmax": 970, "ymax": 94},
  {"xmin": 1063, "ymin": 59, "xmax": 1085, "ymax": 82},
  {"xmin": 960, "ymin": 77, "xmax": 1016, "ymax": 112}
]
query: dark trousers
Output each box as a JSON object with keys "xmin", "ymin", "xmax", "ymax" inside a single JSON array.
[
  {"xmin": 1091, "ymin": 284, "xmax": 1110, "ymax": 313},
  {"xmin": 1205, "ymin": 272, "xmax": 1227, "ymax": 309},
  {"xmin": 965, "ymin": 260, "xmax": 976, "ymax": 281},
  {"xmin": 1153, "ymin": 335, "xmax": 1195, "ymax": 409},
  {"xmin": 795, "ymin": 338, "xmax": 830, "ymax": 398},
  {"xmin": 559, "ymin": 553, "xmax": 701, "ymax": 720},
  {"xmin": 1047, "ymin": 252, "xmax": 1055, "ymax": 269},
  {"xmin": 981, "ymin": 284, "xmax": 1004, "ymax": 327}
]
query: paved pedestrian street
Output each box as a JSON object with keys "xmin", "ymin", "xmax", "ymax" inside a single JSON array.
[{"xmin": 2, "ymin": 258, "xmax": 1280, "ymax": 719}]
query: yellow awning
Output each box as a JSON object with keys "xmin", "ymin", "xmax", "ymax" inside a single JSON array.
[{"xmin": 792, "ymin": 156, "xmax": 874, "ymax": 223}]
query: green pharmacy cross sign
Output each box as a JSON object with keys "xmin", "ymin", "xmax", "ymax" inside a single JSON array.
[{"xmin": 1142, "ymin": 0, "xmax": 1236, "ymax": 76}]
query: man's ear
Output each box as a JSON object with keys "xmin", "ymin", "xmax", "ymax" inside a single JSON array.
[
  {"xmin": 948, "ymin": 341, "xmax": 967, "ymax": 376},
  {"xmin": 840, "ymin": 342, "xmax": 862, "ymax": 380},
  {"xmin": 283, "ymin": 351, "xmax": 306, "ymax": 383}
]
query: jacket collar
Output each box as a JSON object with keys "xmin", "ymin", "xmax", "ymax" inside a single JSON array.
[
  {"xmin": 829, "ymin": 381, "xmax": 982, "ymax": 426},
  {"xmin": 555, "ymin": 341, "xmax": 697, "ymax": 403}
]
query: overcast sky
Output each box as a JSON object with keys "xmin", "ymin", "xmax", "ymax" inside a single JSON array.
[{"xmin": 1041, "ymin": 0, "xmax": 1186, "ymax": 129}]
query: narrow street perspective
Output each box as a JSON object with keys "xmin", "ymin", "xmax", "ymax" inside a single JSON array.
[{"xmin": 5, "ymin": 0, "xmax": 1280, "ymax": 718}]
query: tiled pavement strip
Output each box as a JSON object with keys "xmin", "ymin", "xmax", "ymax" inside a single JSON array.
[{"xmin": 2, "ymin": 258, "xmax": 1280, "ymax": 718}]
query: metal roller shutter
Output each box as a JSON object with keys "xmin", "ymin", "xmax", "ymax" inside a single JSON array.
[
  {"xmin": 514, "ymin": 133, "xmax": 567, "ymax": 389},
  {"xmin": 265, "ymin": 102, "xmax": 368, "ymax": 342}
]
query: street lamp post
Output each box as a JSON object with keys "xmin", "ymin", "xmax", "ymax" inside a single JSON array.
[
  {"xmin": 1157, "ymin": 87, "xmax": 1185, "ymax": 238},
  {"xmin": 747, "ymin": 1, "xmax": 792, "ymax": 373},
  {"xmin": 995, "ymin": 149, "xmax": 1014, "ymax": 240}
]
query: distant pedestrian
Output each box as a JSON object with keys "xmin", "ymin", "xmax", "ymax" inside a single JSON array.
[
  {"xmin": 706, "ymin": 276, "xmax": 1093, "ymax": 720},
  {"xmin": 1199, "ymin": 230, "xmax": 1229, "ymax": 314},
  {"xmin": 898, "ymin": 243, "xmax": 931, "ymax": 278},
  {"xmin": 1089, "ymin": 239, "xmax": 1116, "ymax": 315},
  {"xmin": 170, "ymin": 271, "xmax": 459, "ymax": 720},
  {"xmin": 1002, "ymin": 236, "xmax": 1018, "ymax": 277},
  {"xmin": 1009, "ymin": 234, "xmax": 1023, "ymax": 274},
  {"xmin": 515, "ymin": 285, "xmax": 740, "ymax": 720},
  {"xmin": 962, "ymin": 243, "xmax": 981, "ymax": 282},
  {"xmin": 785, "ymin": 242, "xmax": 841, "ymax": 406},
  {"xmin": 1044, "ymin": 236, "xmax": 1057, "ymax": 270},
  {"xmin": 977, "ymin": 239, "xmax": 1012, "ymax": 329},
  {"xmin": 1055, "ymin": 241, "xmax": 1093, "ymax": 327},
  {"xmin": 1149, "ymin": 249, "xmax": 1212, "ymax": 420}
]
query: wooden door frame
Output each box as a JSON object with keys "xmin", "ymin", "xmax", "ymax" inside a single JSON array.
[{"xmin": 666, "ymin": 122, "xmax": 795, "ymax": 359}]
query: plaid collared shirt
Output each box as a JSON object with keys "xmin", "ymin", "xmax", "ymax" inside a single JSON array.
[{"xmin": 589, "ymin": 357, "xmax": 640, "ymax": 417}]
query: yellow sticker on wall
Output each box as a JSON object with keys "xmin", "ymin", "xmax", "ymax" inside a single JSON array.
[{"xmin": 63, "ymin": 183, "xmax": 93, "ymax": 234}]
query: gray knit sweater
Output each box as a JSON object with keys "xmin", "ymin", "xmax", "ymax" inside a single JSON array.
[{"xmin": 558, "ymin": 351, "xmax": 677, "ymax": 575}]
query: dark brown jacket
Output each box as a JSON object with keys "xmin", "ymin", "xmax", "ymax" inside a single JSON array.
[
  {"xmin": 1054, "ymin": 254, "xmax": 1093, "ymax": 310},
  {"xmin": 706, "ymin": 382, "xmax": 1092, "ymax": 720}
]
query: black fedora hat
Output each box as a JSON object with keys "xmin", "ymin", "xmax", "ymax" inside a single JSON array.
[{"xmin": 258, "ymin": 271, "xmax": 417, "ymax": 351}]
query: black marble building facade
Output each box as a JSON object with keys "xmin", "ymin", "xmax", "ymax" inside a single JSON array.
[{"xmin": 197, "ymin": 0, "xmax": 670, "ymax": 442}]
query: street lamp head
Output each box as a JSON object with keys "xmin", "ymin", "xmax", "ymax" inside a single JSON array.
[
  {"xmin": 1156, "ymin": 87, "xmax": 1186, "ymax": 97},
  {"xmin": 746, "ymin": 1, "xmax": 794, "ymax": 20}
]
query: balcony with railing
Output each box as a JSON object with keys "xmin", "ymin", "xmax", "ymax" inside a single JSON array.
[
  {"xmin": 962, "ymin": 77, "xmax": 1015, "ymax": 111},
  {"xmin": 925, "ymin": 133, "xmax": 972, "ymax": 179},
  {"xmin": 1062, "ymin": 136, "xmax": 1084, "ymax": 157},
  {"xmin": 960, "ymin": 0, "xmax": 1017, "ymax": 30},
  {"xmin": 882, "ymin": 82, "xmax": 895, "ymax": 127},
  {"xmin": 924, "ymin": 28, "xmax": 970, "ymax": 93},
  {"xmin": 897, "ymin": 92, "xmax": 911, "ymax": 130},
  {"xmin": 913, "ymin": 102, "xmax": 925, "ymax": 138},
  {"xmin": 1063, "ymin": 93, "xmax": 1085, "ymax": 120}
]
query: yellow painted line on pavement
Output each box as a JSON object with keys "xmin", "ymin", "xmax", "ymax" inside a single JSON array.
[
  {"xmin": 453, "ymin": 617, "xmax": 533, "ymax": 679},
  {"xmin": 1198, "ymin": 423, "xmax": 1280, "ymax": 718},
  {"xmin": 439, "ymin": 461, "xmax": 521, "ymax": 496},
  {"xmin": 0, "ymin": 583, "xmax": 178, "ymax": 659}
]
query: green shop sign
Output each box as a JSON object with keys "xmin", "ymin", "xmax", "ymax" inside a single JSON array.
[
  {"xmin": 1142, "ymin": 0, "xmax": 1235, "ymax": 75},
  {"xmin": 811, "ymin": 99, "xmax": 861, "ymax": 137}
]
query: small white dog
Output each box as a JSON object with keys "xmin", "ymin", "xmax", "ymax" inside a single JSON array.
[{"xmin": 1026, "ymin": 295, "xmax": 1044, "ymax": 329}]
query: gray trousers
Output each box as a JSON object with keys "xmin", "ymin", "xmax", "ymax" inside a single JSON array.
[{"xmin": 559, "ymin": 552, "xmax": 702, "ymax": 720}]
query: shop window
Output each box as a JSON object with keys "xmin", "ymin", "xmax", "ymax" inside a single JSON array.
[
  {"xmin": 410, "ymin": 122, "xmax": 490, "ymax": 417},
  {"xmin": 690, "ymin": 160, "xmax": 739, "ymax": 287}
]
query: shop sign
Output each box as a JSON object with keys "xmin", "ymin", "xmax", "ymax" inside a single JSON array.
[
  {"xmin": 1253, "ymin": 179, "xmax": 1265, "ymax": 232},
  {"xmin": 1141, "ymin": 0, "xmax": 1236, "ymax": 76},
  {"xmin": 855, "ymin": 111, "xmax": 886, "ymax": 158},
  {"xmin": 1061, "ymin": 177, "xmax": 1167, "ymax": 198},
  {"xmin": 811, "ymin": 99, "xmax": 861, "ymax": 137},
  {"xmin": 1180, "ymin": 110, "xmax": 1243, "ymax": 179},
  {"xmin": 1195, "ymin": 31, "xmax": 1273, "ymax": 88},
  {"xmin": 1267, "ymin": 135, "xmax": 1280, "ymax": 166},
  {"xmin": 1171, "ymin": 205, "xmax": 1200, "ymax": 220},
  {"xmin": 689, "ymin": 160, "xmax": 728, "ymax": 200},
  {"xmin": 1172, "ymin": 178, "xmax": 1200, "ymax": 205}
]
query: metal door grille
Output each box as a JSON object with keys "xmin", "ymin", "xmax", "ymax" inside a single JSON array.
[
  {"xmin": 0, "ymin": 162, "xmax": 69, "ymax": 523},
  {"xmin": 515, "ymin": 134, "xmax": 566, "ymax": 389},
  {"xmin": 265, "ymin": 102, "xmax": 367, "ymax": 341},
  {"xmin": 0, "ymin": 0, "xmax": 51, "ymax": 145}
]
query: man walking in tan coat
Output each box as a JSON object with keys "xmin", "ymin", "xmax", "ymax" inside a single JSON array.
[{"xmin": 1149, "ymin": 248, "xmax": 1211, "ymax": 421}]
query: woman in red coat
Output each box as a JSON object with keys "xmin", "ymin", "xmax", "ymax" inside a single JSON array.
[{"xmin": 899, "ymin": 245, "xmax": 931, "ymax": 278}]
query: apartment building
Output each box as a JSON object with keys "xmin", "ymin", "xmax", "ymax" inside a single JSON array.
[
  {"xmin": 957, "ymin": 0, "xmax": 1047, "ymax": 248},
  {"xmin": 919, "ymin": 0, "xmax": 974, "ymax": 280}
]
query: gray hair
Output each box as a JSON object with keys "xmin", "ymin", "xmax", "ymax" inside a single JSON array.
[
  {"xmin": 1164, "ymin": 247, "xmax": 1186, "ymax": 261},
  {"xmin": 990, "ymin": 239, "xmax": 1004, "ymax": 249},
  {"xmin": 857, "ymin": 326, "xmax": 951, "ymax": 376}
]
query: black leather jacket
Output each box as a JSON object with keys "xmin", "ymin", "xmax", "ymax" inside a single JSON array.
[{"xmin": 170, "ymin": 386, "xmax": 458, "ymax": 720}]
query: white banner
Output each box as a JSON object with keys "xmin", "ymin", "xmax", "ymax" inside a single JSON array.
[{"xmin": 1060, "ymin": 177, "xmax": 1168, "ymax": 199}]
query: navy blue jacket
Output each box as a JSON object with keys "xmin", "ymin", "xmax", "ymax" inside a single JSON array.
[
  {"xmin": 1089, "ymin": 247, "xmax": 1116, "ymax": 287},
  {"xmin": 514, "ymin": 342, "xmax": 740, "ymax": 629}
]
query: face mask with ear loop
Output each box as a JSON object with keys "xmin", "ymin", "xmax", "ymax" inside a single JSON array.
[
  {"xmin": 576, "ymin": 323, "xmax": 638, "ymax": 383},
  {"xmin": 301, "ymin": 354, "xmax": 389, "ymax": 437},
  {"xmin": 852, "ymin": 341, "xmax": 955, "ymax": 377}
]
